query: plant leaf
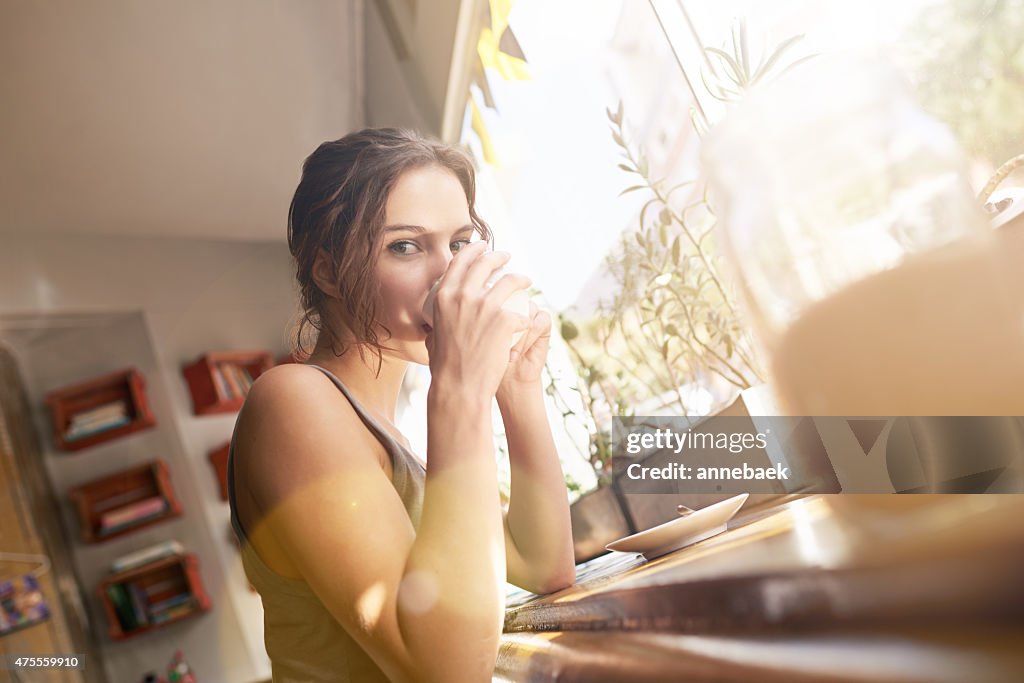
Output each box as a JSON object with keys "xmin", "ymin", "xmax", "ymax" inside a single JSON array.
[
  {"xmin": 773, "ymin": 53, "xmax": 819, "ymax": 81},
  {"xmin": 751, "ymin": 34, "xmax": 804, "ymax": 84},
  {"xmin": 639, "ymin": 197, "xmax": 660, "ymax": 229},
  {"xmin": 706, "ymin": 47, "xmax": 744, "ymax": 86},
  {"xmin": 606, "ymin": 100, "xmax": 624, "ymax": 126},
  {"xmin": 665, "ymin": 180, "xmax": 697, "ymax": 201},
  {"xmin": 658, "ymin": 207, "xmax": 672, "ymax": 226},
  {"xmin": 734, "ymin": 19, "xmax": 750, "ymax": 82}
]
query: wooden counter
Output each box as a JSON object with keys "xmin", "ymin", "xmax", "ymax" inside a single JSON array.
[{"xmin": 496, "ymin": 495, "xmax": 1024, "ymax": 682}]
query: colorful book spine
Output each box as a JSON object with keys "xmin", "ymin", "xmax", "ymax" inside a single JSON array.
[
  {"xmin": 99, "ymin": 496, "xmax": 168, "ymax": 531},
  {"xmin": 226, "ymin": 363, "xmax": 251, "ymax": 397},
  {"xmin": 217, "ymin": 362, "xmax": 242, "ymax": 399},
  {"xmin": 98, "ymin": 509, "xmax": 170, "ymax": 537},
  {"xmin": 236, "ymin": 364, "xmax": 254, "ymax": 390},
  {"xmin": 64, "ymin": 415, "xmax": 131, "ymax": 441},
  {"xmin": 105, "ymin": 584, "xmax": 137, "ymax": 631},
  {"xmin": 111, "ymin": 541, "xmax": 184, "ymax": 574},
  {"xmin": 147, "ymin": 592, "xmax": 195, "ymax": 615},
  {"xmin": 143, "ymin": 578, "xmax": 181, "ymax": 601},
  {"xmin": 150, "ymin": 601, "xmax": 197, "ymax": 625},
  {"xmin": 127, "ymin": 583, "xmax": 149, "ymax": 627},
  {"xmin": 69, "ymin": 400, "xmax": 127, "ymax": 425},
  {"xmin": 211, "ymin": 364, "xmax": 232, "ymax": 400}
]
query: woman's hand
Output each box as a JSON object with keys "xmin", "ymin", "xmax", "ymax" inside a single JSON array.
[
  {"xmin": 425, "ymin": 241, "xmax": 531, "ymax": 400},
  {"xmin": 500, "ymin": 301, "xmax": 551, "ymax": 390}
]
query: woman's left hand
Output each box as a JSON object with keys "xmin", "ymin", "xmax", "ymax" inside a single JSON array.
[{"xmin": 500, "ymin": 301, "xmax": 551, "ymax": 389}]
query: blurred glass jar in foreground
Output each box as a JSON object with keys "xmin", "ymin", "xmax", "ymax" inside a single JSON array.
[{"xmin": 703, "ymin": 55, "xmax": 1024, "ymax": 416}]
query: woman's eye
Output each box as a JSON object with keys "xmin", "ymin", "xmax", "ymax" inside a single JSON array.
[
  {"xmin": 388, "ymin": 240, "xmax": 419, "ymax": 255},
  {"xmin": 451, "ymin": 239, "xmax": 471, "ymax": 253}
]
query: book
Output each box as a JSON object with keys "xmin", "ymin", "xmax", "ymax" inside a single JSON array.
[
  {"xmin": 64, "ymin": 415, "xmax": 131, "ymax": 441},
  {"xmin": 127, "ymin": 582, "xmax": 149, "ymax": 627},
  {"xmin": 211, "ymin": 364, "xmax": 232, "ymax": 400},
  {"xmin": 236, "ymin": 364, "xmax": 254, "ymax": 389},
  {"xmin": 214, "ymin": 363, "xmax": 234, "ymax": 399},
  {"xmin": 147, "ymin": 592, "xmax": 195, "ymax": 615},
  {"xmin": 150, "ymin": 601, "xmax": 197, "ymax": 625},
  {"xmin": 105, "ymin": 584, "xmax": 137, "ymax": 631},
  {"xmin": 97, "ymin": 509, "xmax": 170, "ymax": 537},
  {"xmin": 221, "ymin": 363, "xmax": 246, "ymax": 398},
  {"xmin": 145, "ymin": 580, "xmax": 189, "ymax": 609},
  {"xmin": 111, "ymin": 541, "xmax": 184, "ymax": 574},
  {"xmin": 68, "ymin": 400, "xmax": 128, "ymax": 426},
  {"xmin": 99, "ymin": 496, "xmax": 168, "ymax": 530}
]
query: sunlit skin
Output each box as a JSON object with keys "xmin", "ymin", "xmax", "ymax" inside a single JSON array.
[{"xmin": 232, "ymin": 163, "xmax": 575, "ymax": 682}]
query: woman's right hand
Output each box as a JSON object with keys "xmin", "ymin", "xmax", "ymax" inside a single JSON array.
[{"xmin": 425, "ymin": 241, "xmax": 531, "ymax": 399}]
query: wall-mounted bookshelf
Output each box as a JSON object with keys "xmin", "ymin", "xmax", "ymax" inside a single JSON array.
[
  {"xmin": 45, "ymin": 368, "xmax": 156, "ymax": 452},
  {"xmin": 97, "ymin": 552, "xmax": 210, "ymax": 641},
  {"xmin": 181, "ymin": 351, "xmax": 273, "ymax": 415},
  {"xmin": 208, "ymin": 442, "xmax": 230, "ymax": 501},
  {"xmin": 69, "ymin": 460, "xmax": 182, "ymax": 544}
]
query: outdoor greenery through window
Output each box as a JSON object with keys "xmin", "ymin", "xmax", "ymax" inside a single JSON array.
[{"xmin": 395, "ymin": 0, "xmax": 1024, "ymax": 498}]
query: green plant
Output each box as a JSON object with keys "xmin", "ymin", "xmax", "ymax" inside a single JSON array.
[
  {"xmin": 549, "ymin": 102, "xmax": 766, "ymax": 490},
  {"xmin": 553, "ymin": 21, "xmax": 816, "ymax": 493}
]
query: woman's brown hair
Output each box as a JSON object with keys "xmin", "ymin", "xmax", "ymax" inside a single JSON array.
[{"xmin": 288, "ymin": 128, "xmax": 492, "ymax": 367}]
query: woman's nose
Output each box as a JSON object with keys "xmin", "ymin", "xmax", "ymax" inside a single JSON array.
[{"xmin": 430, "ymin": 249, "xmax": 454, "ymax": 281}]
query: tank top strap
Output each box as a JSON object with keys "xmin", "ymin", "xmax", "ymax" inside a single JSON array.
[
  {"xmin": 304, "ymin": 365, "xmax": 418, "ymax": 463},
  {"xmin": 305, "ymin": 364, "xmax": 425, "ymax": 529},
  {"xmin": 229, "ymin": 364, "xmax": 426, "ymax": 544}
]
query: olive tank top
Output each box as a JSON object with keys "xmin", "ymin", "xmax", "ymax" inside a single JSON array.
[{"xmin": 228, "ymin": 364, "xmax": 426, "ymax": 682}]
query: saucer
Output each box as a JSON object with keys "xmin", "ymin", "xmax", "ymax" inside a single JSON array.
[{"xmin": 605, "ymin": 493, "xmax": 749, "ymax": 559}]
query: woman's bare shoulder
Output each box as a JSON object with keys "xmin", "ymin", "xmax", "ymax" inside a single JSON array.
[
  {"xmin": 245, "ymin": 362, "xmax": 334, "ymax": 403},
  {"xmin": 235, "ymin": 364, "xmax": 379, "ymax": 504},
  {"xmin": 244, "ymin": 363, "xmax": 369, "ymax": 429}
]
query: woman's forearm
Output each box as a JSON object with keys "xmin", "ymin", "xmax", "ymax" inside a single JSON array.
[
  {"xmin": 397, "ymin": 381, "xmax": 507, "ymax": 681},
  {"xmin": 498, "ymin": 381, "xmax": 576, "ymax": 593}
]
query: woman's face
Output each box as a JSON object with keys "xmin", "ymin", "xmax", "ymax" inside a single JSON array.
[{"xmin": 374, "ymin": 164, "xmax": 476, "ymax": 364}]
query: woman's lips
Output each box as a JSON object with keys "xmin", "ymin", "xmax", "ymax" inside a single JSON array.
[{"xmin": 422, "ymin": 323, "xmax": 433, "ymax": 334}]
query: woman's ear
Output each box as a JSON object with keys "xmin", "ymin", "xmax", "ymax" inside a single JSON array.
[{"xmin": 312, "ymin": 248, "xmax": 340, "ymax": 298}]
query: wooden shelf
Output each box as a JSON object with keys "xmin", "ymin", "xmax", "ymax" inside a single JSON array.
[
  {"xmin": 45, "ymin": 368, "xmax": 156, "ymax": 452},
  {"xmin": 181, "ymin": 351, "xmax": 272, "ymax": 415},
  {"xmin": 69, "ymin": 460, "xmax": 182, "ymax": 544},
  {"xmin": 97, "ymin": 552, "xmax": 210, "ymax": 641},
  {"xmin": 208, "ymin": 442, "xmax": 230, "ymax": 501}
]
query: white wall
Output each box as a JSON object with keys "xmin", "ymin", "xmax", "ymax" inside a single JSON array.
[
  {"xmin": 0, "ymin": 0, "xmax": 364, "ymax": 243},
  {"xmin": 0, "ymin": 232, "xmax": 299, "ymax": 683}
]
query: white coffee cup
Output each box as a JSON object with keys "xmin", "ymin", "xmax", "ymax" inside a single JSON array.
[{"xmin": 422, "ymin": 267, "xmax": 531, "ymax": 347}]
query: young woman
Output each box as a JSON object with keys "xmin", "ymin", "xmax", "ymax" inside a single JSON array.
[{"xmin": 228, "ymin": 128, "xmax": 575, "ymax": 682}]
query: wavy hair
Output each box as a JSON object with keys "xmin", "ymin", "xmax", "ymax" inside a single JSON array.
[{"xmin": 287, "ymin": 128, "xmax": 492, "ymax": 368}]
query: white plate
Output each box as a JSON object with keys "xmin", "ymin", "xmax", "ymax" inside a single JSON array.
[{"xmin": 605, "ymin": 493, "xmax": 749, "ymax": 559}]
